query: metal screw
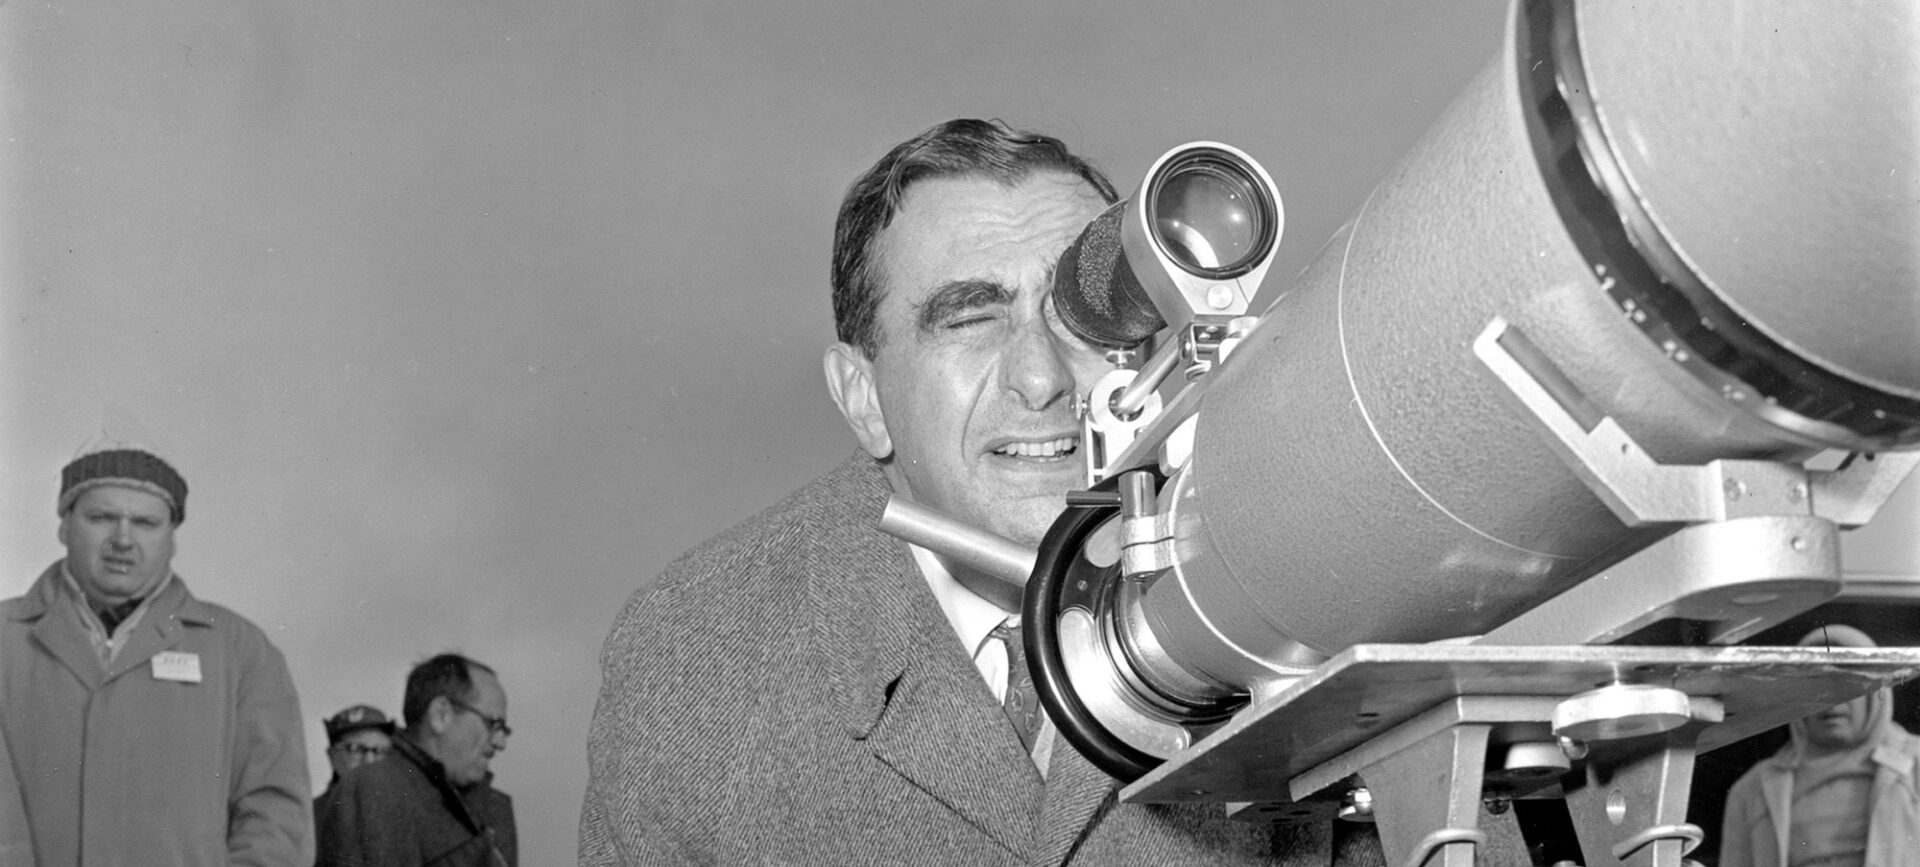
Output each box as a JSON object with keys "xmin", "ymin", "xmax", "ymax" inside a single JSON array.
[
  {"xmin": 1206, "ymin": 284, "xmax": 1235, "ymax": 310},
  {"xmin": 1337, "ymin": 786, "xmax": 1374, "ymax": 821},
  {"xmin": 1559, "ymin": 736, "xmax": 1589, "ymax": 762},
  {"xmin": 1483, "ymin": 793, "xmax": 1513, "ymax": 816}
]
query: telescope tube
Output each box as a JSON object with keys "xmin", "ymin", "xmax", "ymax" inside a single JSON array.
[{"xmin": 1132, "ymin": 0, "xmax": 1920, "ymax": 688}]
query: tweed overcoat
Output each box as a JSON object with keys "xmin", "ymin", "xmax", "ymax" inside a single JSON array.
[
  {"xmin": 581, "ymin": 456, "xmax": 1526, "ymax": 866},
  {"xmin": 0, "ymin": 563, "xmax": 312, "ymax": 867}
]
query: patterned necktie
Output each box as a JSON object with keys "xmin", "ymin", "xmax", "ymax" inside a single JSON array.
[{"xmin": 987, "ymin": 619, "xmax": 1044, "ymax": 753}]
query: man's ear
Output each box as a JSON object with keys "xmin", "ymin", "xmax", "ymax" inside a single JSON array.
[
  {"xmin": 824, "ymin": 342, "xmax": 892, "ymax": 460},
  {"xmin": 426, "ymin": 696, "xmax": 453, "ymax": 735}
]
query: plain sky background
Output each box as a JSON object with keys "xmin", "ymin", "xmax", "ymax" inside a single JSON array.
[{"xmin": 3, "ymin": 2, "xmax": 1915, "ymax": 863}]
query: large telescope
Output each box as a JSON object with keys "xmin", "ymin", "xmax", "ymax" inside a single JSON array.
[{"xmin": 883, "ymin": 1, "xmax": 1920, "ymax": 865}]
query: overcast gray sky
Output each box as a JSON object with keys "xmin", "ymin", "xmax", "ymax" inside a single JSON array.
[{"xmin": 4, "ymin": 2, "xmax": 1914, "ymax": 863}]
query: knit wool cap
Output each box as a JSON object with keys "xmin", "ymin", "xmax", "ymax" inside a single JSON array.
[{"xmin": 58, "ymin": 448, "xmax": 188, "ymax": 524}]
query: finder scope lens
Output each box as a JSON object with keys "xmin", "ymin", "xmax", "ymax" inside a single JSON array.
[
  {"xmin": 1148, "ymin": 152, "xmax": 1275, "ymax": 278},
  {"xmin": 1050, "ymin": 142, "xmax": 1281, "ymax": 349}
]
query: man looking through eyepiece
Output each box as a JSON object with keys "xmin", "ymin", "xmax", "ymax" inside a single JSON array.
[{"xmin": 578, "ymin": 119, "xmax": 1530, "ymax": 866}]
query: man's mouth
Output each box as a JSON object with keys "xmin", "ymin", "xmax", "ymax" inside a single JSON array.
[
  {"xmin": 103, "ymin": 557, "xmax": 135, "ymax": 573},
  {"xmin": 991, "ymin": 436, "xmax": 1078, "ymax": 459}
]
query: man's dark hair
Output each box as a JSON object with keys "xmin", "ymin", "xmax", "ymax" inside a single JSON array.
[
  {"xmin": 402, "ymin": 653, "xmax": 496, "ymax": 728},
  {"xmin": 830, "ymin": 118, "xmax": 1120, "ymax": 358}
]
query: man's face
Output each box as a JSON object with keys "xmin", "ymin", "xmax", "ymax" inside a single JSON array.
[
  {"xmin": 831, "ymin": 171, "xmax": 1113, "ymax": 550},
  {"xmin": 1802, "ymin": 693, "xmax": 1874, "ymax": 752},
  {"xmin": 327, "ymin": 728, "xmax": 392, "ymax": 778},
  {"xmin": 58, "ymin": 485, "xmax": 177, "ymax": 606},
  {"xmin": 436, "ymin": 669, "xmax": 509, "ymax": 787}
]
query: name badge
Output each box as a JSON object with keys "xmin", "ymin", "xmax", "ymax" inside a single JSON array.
[{"xmin": 152, "ymin": 651, "xmax": 202, "ymax": 683}]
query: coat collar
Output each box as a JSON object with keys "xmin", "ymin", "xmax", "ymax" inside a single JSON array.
[
  {"xmin": 803, "ymin": 456, "xmax": 1114, "ymax": 863},
  {"xmin": 804, "ymin": 457, "xmax": 922, "ymax": 741},
  {"xmin": 1752, "ymin": 728, "xmax": 1920, "ymax": 865},
  {"xmin": 390, "ymin": 730, "xmax": 493, "ymax": 837},
  {"xmin": 16, "ymin": 561, "xmax": 213, "ymax": 689}
]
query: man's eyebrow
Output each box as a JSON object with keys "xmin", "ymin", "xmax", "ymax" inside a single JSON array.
[{"xmin": 913, "ymin": 279, "xmax": 1015, "ymax": 335}]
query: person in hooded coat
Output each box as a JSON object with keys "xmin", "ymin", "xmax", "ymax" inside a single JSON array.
[{"xmin": 1719, "ymin": 624, "xmax": 1920, "ymax": 867}]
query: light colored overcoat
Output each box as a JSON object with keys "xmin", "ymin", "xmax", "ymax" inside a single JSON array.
[
  {"xmin": 0, "ymin": 564, "xmax": 311, "ymax": 867},
  {"xmin": 1719, "ymin": 635, "xmax": 1920, "ymax": 867}
]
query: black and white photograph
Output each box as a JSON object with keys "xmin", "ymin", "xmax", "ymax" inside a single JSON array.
[{"xmin": 3, "ymin": 2, "xmax": 1916, "ymax": 865}]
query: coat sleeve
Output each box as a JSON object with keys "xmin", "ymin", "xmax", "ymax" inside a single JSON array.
[
  {"xmin": 578, "ymin": 676, "xmax": 671, "ymax": 864},
  {"xmin": 0, "ymin": 723, "xmax": 34, "ymax": 867},
  {"xmin": 579, "ymin": 581, "xmax": 706, "ymax": 867},
  {"xmin": 225, "ymin": 629, "xmax": 314, "ymax": 867},
  {"xmin": 579, "ymin": 763, "xmax": 688, "ymax": 867},
  {"xmin": 577, "ymin": 784, "xmax": 624, "ymax": 867}
]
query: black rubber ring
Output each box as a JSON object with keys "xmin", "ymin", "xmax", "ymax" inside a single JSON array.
[{"xmin": 1023, "ymin": 497, "xmax": 1163, "ymax": 782}]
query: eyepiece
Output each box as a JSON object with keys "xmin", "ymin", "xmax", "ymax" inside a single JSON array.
[
  {"xmin": 1052, "ymin": 143, "xmax": 1284, "ymax": 350},
  {"xmin": 1053, "ymin": 204, "xmax": 1164, "ymax": 349}
]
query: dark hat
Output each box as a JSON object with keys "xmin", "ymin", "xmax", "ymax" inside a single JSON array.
[
  {"xmin": 59, "ymin": 448, "xmax": 189, "ymax": 525},
  {"xmin": 324, "ymin": 705, "xmax": 396, "ymax": 744}
]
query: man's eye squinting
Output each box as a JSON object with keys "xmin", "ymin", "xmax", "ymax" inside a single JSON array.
[{"xmin": 943, "ymin": 312, "xmax": 998, "ymax": 331}]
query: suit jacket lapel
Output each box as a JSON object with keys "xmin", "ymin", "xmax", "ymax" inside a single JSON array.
[
  {"xmin": 1027, "ymin": 733, "xmax": 1115, "ymax": 867},
  {"xmin": 866, "ymin": 644, "xmax": 1044, "ymax": 853},
  {"xmin": 808, "ymin": 457, "xmax": 1043, "ymax": 855},
  {"xmin": 808, "ymin": 458, "xmax": 917, "ymax": 743}
]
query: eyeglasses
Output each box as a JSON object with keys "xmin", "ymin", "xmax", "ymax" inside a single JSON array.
[
  {"xmin": 447, "ymin": 697, "xmax": 513, "ymax": 738},
  {"xmin": 329, "ymin": 743, "xmax": 389, "ymax": 760}
]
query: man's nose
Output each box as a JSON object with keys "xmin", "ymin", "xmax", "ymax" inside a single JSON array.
[
  {"xmin": 109, "ymin": 522, "xmax": 134, "ymax": 547},
  {"xmin": 1001, "ymin": 314, "xmax": 1078, "ymax": 411}
]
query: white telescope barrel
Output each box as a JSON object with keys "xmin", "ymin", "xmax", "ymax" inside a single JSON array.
[{"xmin": 1135, "ymin": 0, "xmax": 1920, "ymax": 688}]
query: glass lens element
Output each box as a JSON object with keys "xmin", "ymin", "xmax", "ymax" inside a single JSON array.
[{"xmin": 1150, "ymin": 161, "xmax": 1266, "ymax": 275}]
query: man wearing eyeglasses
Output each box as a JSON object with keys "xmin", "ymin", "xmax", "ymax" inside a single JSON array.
[
  {"xmin": 314, "ymin": 704, "xmax": 394, "ymax": 826},
  {"xmin": 316, "ymin": 653, "xmax": 516, "ymax": 867}
]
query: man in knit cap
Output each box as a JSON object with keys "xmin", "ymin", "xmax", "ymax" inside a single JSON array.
[
  {"xmin": 0, "ymin": 444, "xmax": 312, "ymax": 867},
  {"xmin": 1719, "ymin": 623, "xmax": 1920, "ymax": 867}
]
